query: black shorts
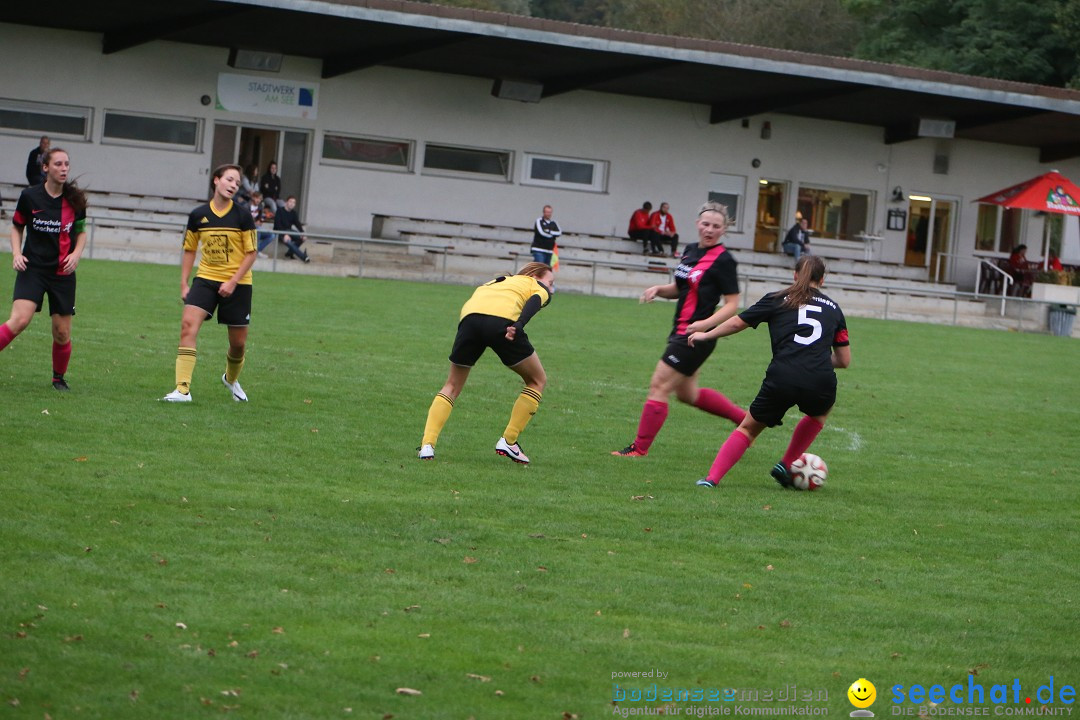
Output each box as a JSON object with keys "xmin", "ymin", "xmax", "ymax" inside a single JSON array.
[
  {"xmin": 449, "ymin": 313, "xmax": 535, "ymax": 368},
  {"xmin": 749, "ymin": 372, "xmax": 836, "ymax": 427},
  {"xmin": 185, "ymin": 277, "xmax": 252, "ymax": 326},
  {"xmin": 660, "ymin": 335, "xmax": 715, "ymax": 376},
  {"xmin": 13, "ymin": 268, "xmax": 76, "ymax": 316}
]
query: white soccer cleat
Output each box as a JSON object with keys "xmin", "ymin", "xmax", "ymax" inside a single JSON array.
[
  {"xmin": 162, "ymin": 389, "xmax": 192, "ymax": 403},
  {"xmin": 222, "ymin": 373, "xmax": 248, "ymax": 402},
  {"xmin": 418, "ymin": 444, "xmax": 435, "ymax": 460},
  {"xmin": 495, "ymin": 437, "xmax": 530, "ymax": 464}
]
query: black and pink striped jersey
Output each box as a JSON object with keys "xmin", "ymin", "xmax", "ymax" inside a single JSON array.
[
  {"xmin": 12, "ymin": 185, "xmax": 86, "ymax": 274},
  {"xmin": 669, "ymin": 243, "xmax": 739, "ymax": 339}
]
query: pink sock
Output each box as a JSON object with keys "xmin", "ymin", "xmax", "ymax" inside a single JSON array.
[
  {"xmin": 633, "ymin": 400, "xmax": 669, "ymax": 453},
  {"xmin": 0, "ymin": 323, "xmax": 15, "ymax": 352},
  {"xmin": 52, "ymin": 341, "xmax": 72, "ymax": 376},
  {"xmin": 694, "ymin": 388, "xmax": 746, "ymax": 424},
  {"xmin": 706, "ymin": 430, "xmax": 752, "ymax": 483},
  {"xmin": 782, "ymin": 416, "xmax": 825, "ymax": 467}
]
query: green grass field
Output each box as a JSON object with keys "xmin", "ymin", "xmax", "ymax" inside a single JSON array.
[{"xmin": 1, "ymin": 259, "xmax": 1078, "ymax": 719}]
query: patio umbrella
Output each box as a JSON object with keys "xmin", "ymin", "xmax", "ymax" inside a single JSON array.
[
  {"xmin": 975, "ymin": 170, "xmax": 1080, "ymax": 214},
  {"xmin": 975, "ymin": 170, "xmax": 1080, "ymax": 268}
]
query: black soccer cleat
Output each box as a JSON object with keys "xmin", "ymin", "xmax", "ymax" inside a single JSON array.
[
  {"xmin": 52, "ymin": 376, "xmax": 70, "ymax": 392},
  {"xmin": 771, "ymin": 461, "xmax": 794, "ymax": 489}
]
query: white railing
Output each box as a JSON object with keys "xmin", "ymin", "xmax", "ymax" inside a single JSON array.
[{"xmin": 935, "ymin": 251, "xmax": 1013, "ymax": 316}]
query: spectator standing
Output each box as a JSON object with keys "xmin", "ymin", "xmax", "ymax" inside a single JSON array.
[
  {"xmin": 259, "ymin": 161, "xmax": 282, "ymax": 214},
  {"xmin": 2, "ymin": 147, "xmax": 87, "ymax": 390},
  {"xmin": 530, "ymin": 205, "xmax": 561, "ymax": 264},
  {"xmin": 782, "ymin": 217, "xmax": 810, "ymax": 262},
  {"xmin": 272, "ymin": 196, "xmax": 311, "ymax": 263},
  {"xmin": 651, "ymin": 202, "xmax": 680, "ymax": 257},
  {"xmin": 25, "ymin": 136, "xmax": 50, "ymax": 186},
  {"xmin": 628, "ymin": 201, "xmax": 657, "ymax": 254}
]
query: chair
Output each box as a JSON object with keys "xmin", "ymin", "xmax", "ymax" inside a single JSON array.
[{"xmin": 979, "ymin": 261, "xmax": 1004, "ymax": 295}]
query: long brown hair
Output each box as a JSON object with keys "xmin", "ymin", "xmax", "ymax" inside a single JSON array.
[
  {"xmin": 43, "ymin": 147, "xmax": 87, "ymax": 214},
  {"xmin": 517, "ymin": 262, "xmax": 553, "ymax": 278},
  {"xmin": 780, "ymin": 255, "xmax": 827, "ymax": 310},
  {"xmin": 209, "ymin": 163, "xmax": 242, "ymax": 199}
]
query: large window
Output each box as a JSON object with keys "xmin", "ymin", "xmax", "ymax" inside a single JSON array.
[
  {"xmin": 0, "ymin": 98, "xmax": 91, "ymax": 140},
  {"xmin": 423, "ymin": 143, "xmax": 511, "ymax": 181},
  {"xmin": 975, "ymin": 205, "xmax": 1023, "ymax": 253},
  {"xmin": 321, "ymin": 132, "xmax": 412, "ymax": 171},
  {"xmin": 522, "ymin": 153, "xmax": 607, "ymax": 192},
  {"xmin": 102, "ymin": 110, "xmax": 201, "ymax": 150},
  {"xmin": 707, "ymin": 173, "xmax": 746, "ymax": 231},
  {"xmin": 796, "ymin": 185, "xmax": 872, "ymax": 241}
]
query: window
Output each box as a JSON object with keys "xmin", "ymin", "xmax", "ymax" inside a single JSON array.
[
  {"xmin": 321, "ymin": 132, "xmax": 412, "ymax": 171},
  {"xmin": 708, "ymin": 173, "xmax": 746, "ymax": 231},
  {"xmin": 423, "ymin": 143, "xmax": 511, "ymax": 181},
  {"xmin": 522, "ymin": 153, "xmax": 607, "ymax": 192},
  {"xmin": 796, "ymin": 185, "xmax": 872, "ymax": 241},
  {"xmin": 102, "ymin": 110, "xmax": 201, "ymax": 150},
  {"xmin": 0, "ymin": 98, "xmax": 91, "ymax": 140},
  {"xmin": 975, "ymin": 205, "xmax": 1023, "ymax": 253}
]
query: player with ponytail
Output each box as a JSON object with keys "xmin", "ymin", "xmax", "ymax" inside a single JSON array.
[
  {"xmin": 688, "ymin": 254, "xmax": 851, "ymax": 488},
  {"xmin": 1, "ymin": 148, "xmax": 88, "ymax": 390},
  {"xmin": 418, "ymin": 262, "xmax": 554, "ymax": 464}
]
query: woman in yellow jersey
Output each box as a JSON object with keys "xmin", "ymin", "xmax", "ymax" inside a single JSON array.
[
  {"xmin": 162, "ymin": 164, "xmax": 257, "ymax": 403},
  {"xmin": 419, "ymin": 262, "xmax": 554, "ymax": 464}
]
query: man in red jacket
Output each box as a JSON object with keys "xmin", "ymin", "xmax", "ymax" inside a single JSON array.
[
  {"xmin": 650, "ymin": 202, "xmax": 680, "ymax": 258},
  {"xmin": 628, "ymin": 201, "xmax": 661, "ymax": 255}
]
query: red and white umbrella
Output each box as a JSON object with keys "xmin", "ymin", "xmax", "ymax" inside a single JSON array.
[{"xmin": 975, "ymin": 170, "xmax": 1080, "ymax": 215}]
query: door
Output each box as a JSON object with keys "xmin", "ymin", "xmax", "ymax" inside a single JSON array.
[
  {"xmin": 904, "ymin": 195, "xmax": 956, "ymax": 280},
  {"xmin": 211, "ymin": 123, "xmax": 311, "ymax": 212},
  {"xmin": 755, "ymin": 180, "xmax": 787, "ymax": 252}
]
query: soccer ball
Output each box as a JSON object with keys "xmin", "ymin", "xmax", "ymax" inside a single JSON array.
[{"xmin": 789, "ymin": 453, "xmax": 827, "ymax": 491}]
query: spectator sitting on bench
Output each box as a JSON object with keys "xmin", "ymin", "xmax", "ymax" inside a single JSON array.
[
  {"xmin": 650, "ymin": 202, "xmax": 679, "ymax": 258},
  {"xmin": 782, "ymin": 217, "xmax": 810, "ymax": 262},
  {"xmin": 628, "ymin": 201, "xmax": 661, "ymax": 255},
  {"xmin": 272, "ymin": 195, "xmax": 310, "ymax": 263}
]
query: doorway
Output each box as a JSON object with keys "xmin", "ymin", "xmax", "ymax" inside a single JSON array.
[
  {"xmin": 905, "ymin": 195, "xmax": 956, "ymax": 281},
  {"xmin": 210, "ymin": 122, "xmax": 311, "ymax": 210},
  {"xmin": 755, "ymin": 179, "xmax": 788, "ymax": 252}
]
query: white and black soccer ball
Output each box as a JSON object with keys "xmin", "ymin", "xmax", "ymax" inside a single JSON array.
[{"xmin": 789, "ymin": 453, "xmax": 827, "ymax": 491}]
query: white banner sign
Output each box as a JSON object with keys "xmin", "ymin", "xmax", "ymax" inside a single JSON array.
[{"xmin": 216, "ymin": 73, "xmax": 318, "ymax": 119}]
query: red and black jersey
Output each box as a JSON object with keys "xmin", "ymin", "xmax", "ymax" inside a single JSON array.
[
  {"xmin": 12, "ymin": 185, "xmax": 87, "ymax": 274},
  {"xmin": 669, "ymin": 243, "xmax": 739, "ymax": 338},
  {"xmin": 738, "ymin": 290, "xmax": 849, "ymax": 379}
]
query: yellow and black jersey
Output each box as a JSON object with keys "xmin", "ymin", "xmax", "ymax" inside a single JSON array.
[
  {"xmin": 184, "ymin": 200, "xmax": 257, "ymax": 285},
  {"xmin": 459, "ymin": 274, "xmax": 552, "ymax": 322}
]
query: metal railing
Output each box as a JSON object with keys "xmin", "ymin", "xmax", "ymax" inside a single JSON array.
[
  {"xmin": 19, "ymin": 213, "xmax": 1075, "ymax": 335},
  {"xmin": 934, "ymin": 251, "xmax": 1013, "ymax": 316}
]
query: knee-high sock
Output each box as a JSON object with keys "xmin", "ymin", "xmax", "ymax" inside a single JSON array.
[
  {"xmin": 693, "ymin": 387, "xmax": 746, "ymax": 424},
  {"xmin": 52, "ymin": 341, "xmax": 72, "ymax": 376},
  {"xmin": 634, "ymin": 399, "xmax": 668, "ymax": 453},
  {"xmin": 782, "ymin": 416, "xmax": 825, "ymax": 467},
  {"xmin": 225, "ymin": 349, "xmax": 245, "ymax": 384},
  {"xmin": 706, "ymin": 429, "xmax": 752, "ymax": 483},
  {"xmin": 175, "ymin": 346, "xmax": 197, "ymax": 394},
  {"xmin": 422, "ymin": 393, "xmax": 454, "ymax": 447},
  {"xmin": 503, "ymin": 387, "xmax": 541, "ymax": 444},
  {"xmin": 0, "ymin": 323, "xmax": 15, "ymax": 352}
]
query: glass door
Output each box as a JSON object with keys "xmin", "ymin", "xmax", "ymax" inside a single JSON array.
[
  {"xmin": 755, "ymin": 179, "xmax": 787, "ymax": 252},
  {"xmin": 905, "ymin": 195, "xmax": 956, "ymax": 281}
]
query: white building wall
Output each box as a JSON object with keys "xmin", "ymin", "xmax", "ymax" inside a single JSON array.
[{"xmin": 4, "ymin": 21, "xmax": 1079, "ymax": 279}]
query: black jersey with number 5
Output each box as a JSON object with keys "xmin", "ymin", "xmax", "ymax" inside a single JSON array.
[{"xmin": 738, "ymin": 290, "xmax": 849, "ymax": 380}]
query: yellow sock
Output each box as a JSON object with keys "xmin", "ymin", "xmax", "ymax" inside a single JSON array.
[
  {"xmin": 226, "ymin": 349, "xmax": 245, "ymax": 384},
  {"xmin": 175, "ymin": 346, "xmax": 197, "ymax": 394},
  {"xmin": 502, "ymin": 387, "xmax": 541, "ymax": 444},
  {"xmin": 422, "ymin": 393, "xmax": 454, "ymax": 446}
]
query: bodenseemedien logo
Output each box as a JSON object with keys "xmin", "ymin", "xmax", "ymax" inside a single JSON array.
[{"xmin": 849, "ymin": 678, "xmax": 877, "ymax": 717}]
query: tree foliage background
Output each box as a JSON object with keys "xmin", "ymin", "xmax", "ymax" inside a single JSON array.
[{"xmin": 411, "ymin": 0, "xmax": 1080, "ymax": 88}]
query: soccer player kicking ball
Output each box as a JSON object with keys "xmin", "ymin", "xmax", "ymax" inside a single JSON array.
[
  {"xmin": 687, "ymin": 255, "xmax": 851, "ymax": 488},
  {"xmin": 418, "ymin": 262, "xmax": 554, "ymax": 464}
]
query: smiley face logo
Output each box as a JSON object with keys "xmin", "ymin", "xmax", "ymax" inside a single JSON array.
[{"xmin": 848, "ymin": 678, "xmax": 877, "ymax": 709}]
